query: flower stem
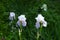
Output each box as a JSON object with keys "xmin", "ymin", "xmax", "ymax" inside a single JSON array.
[
  {"xmin": 36, "ymin": 25, "xmax": 42, "ymax": 40},
  {"xmin": 19, "ymin": 23, "xmax": 22, "ymax": 40},
  {"xmin": 40, "ymin": 25, "xmax": 42, "ymax": 35},
  {"xmin": 37, "ymin": 30, "xmax": 39, "ymax": 40},
  {"xmin": 39, "ymin": 25, "xmax": 42, "ymax": 40},
  {"xmin": 19, "ymin": 29, "xmax": 22, "ymax": 40}
]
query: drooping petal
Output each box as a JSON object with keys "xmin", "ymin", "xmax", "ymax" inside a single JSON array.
[
  {"xmin": 44, "ymin": 8, "xmax": 47, "ymax": 11},
  {"xmin": 22, "ymin": 21, "xmax": 27, "ymax": 27},
  {"xmin": 42, "ymin": 20, "xmax": 47, "ymax": 27},
  {"xmin": 35, "ymin": 22, "xmax": 40, "ymax": 29},
  {"xmin": 16, "ymin": 20, "xmax": 20, "ymax": 27},
  {"xmin": 9, "ymin": 16, "xmax": 14, "ymax": 20}
]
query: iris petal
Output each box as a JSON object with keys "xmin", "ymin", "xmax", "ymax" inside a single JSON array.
[
  {"xmin": 35, "ymin": 22, "xmax": 40, "ymax": 29},
  {"xmin": 16, "ymin": 20, "xmax": 20, "ymax": 27},
  {"xmin": 42, "ymin": 21, "xmax": 47, "ymax": 27},
  {"xmin": 22, "ymin": 21, "xmax": 27, "ymax": 27}
]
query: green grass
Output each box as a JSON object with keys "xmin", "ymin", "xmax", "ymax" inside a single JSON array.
[{"xmin": 0, "ymin": 0, "xmax": 60, "ymax": 40}]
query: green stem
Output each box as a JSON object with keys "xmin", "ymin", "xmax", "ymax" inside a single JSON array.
[
  {"xmin": 36, "ymin": 25, "xmax": 42, "ymax": 40},
  {"xmin": 19, "ymin": 29, "xmax": 22, "ymax": 40},
  {"xmin": 40, "ymin": 25, "xmax": 42, "ymax": 40},
  {"xmin": 19, "ymin": 22, "xmax": 22, "ymax": 40},
  {"xmin": 40, "ymin": 25, "xmax": 42, "ymax": 35},
  {"xmin": 37, "ymin": 30, "xmax": 39, "ymax": 40}
]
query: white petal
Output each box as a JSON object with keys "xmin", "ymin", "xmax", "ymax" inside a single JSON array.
[
  {"xmin": 42, "ymin": 20, "xmax": 47, "ymax": 27},
  {"xmin": 22, "ymin": 21, "xmax": 27, "ymax": 27},
  {"xmin": 44, "ymin": 8, "xmax": 47, "ymax": 11},
  {"xmin": 35, "ymin": 22, "xmax": 40, "ymax": 29},
  {"xmin": 35, "ymin": 14, "xmax": 44, "ymax": 22},
  {"xmin": 10, "ymin": 12, "xmax": 15, "ymax": 17},
  {"xmin": 18, "ymin": 15, "xmax": 26, "ymax": 21}
]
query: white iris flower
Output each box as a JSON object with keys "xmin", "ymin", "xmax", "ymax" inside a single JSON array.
[
  {"xmin": 16, "ymin": 15, "xmax": 27, "ymax": 27},
  {"xmin": 41, "ymin": 4, "xmax": 47, "ymax": 11},
  {"xmin": 9, "ymin": 12, "xmax": 15, "ymax": 21},
  {"xmin": 35, "ymin": 14, "xmax": 47, "ymax": 29}
]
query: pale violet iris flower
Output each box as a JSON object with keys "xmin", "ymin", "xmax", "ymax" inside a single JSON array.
[
  {"xmin": 35, "ymin": 14, "xmax": 47, "ymax": 29},
  {"xmin": 41, "ymin": 4, "xmax": 47, "ymax": 11},
  {"xmin": 9, "ymin": 12, "xmax": 15, "ymax": 21},
  {"xmin": 16, "ymin": 15, "xmax": 27, "ymax": 27},
  {"xmin": 9, "ymin": 12, "xmax": 15, "ymax": 25}
]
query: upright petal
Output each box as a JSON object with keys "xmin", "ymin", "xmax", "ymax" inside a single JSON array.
[
  {"xmin": 10, "ymin": 12, "xmax": 15, "ymax": 17},
  {"xmin": 35, "ymin": 14, "xmax": 44, "ymax": 22},
  {"xmin": 18, "ymin": 15, "xmax": 26, "ymax": 21}
]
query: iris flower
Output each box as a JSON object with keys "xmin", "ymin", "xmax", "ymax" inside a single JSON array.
[
  {"xmin": 41, "ymin": 4, "xmax": 47, "ymax": 11},
  {"xmin": 9, "ymin": 12, "xmax": 15, "ymax": 21},
  {"xmin": 35, "ymin": 14, "xmax": 47, "ymax": 29},
  {"xmin": 16, "ymin": 15, "xmax": 27, "ymax": 27}
]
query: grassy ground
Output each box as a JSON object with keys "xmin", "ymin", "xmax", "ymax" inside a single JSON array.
[{"xmin": 0, "ymin": 0, "xmax": 60, "ymax": 40}]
